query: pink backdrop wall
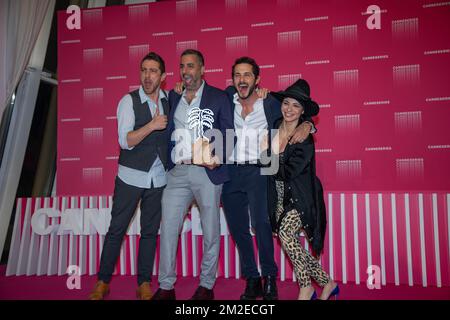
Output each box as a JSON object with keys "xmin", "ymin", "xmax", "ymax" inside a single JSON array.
[{"xmin": 57, "ymin": 0, "xmax": 450, "ymax": 196}]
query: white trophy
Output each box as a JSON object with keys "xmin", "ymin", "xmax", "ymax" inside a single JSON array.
[{"xmin": 187, "ymin": 107, "xmax": 219, "ymax": 166}]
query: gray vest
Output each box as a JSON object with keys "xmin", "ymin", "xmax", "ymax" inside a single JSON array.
[{"xmin": 118, "ymin": 89, "xmax": 169, "ymax": 171}]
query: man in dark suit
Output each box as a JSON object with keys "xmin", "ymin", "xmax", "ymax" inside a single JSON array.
[
  {"xmin": 152, "ymin": 49, "xmax": 233, "ymax": 300},
  {"xmin": 222, "ymin": 57, "xmax": 316, "ymax": 300}
]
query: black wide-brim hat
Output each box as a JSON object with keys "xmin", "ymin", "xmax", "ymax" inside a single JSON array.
[{"xmin": 271, "ymin": 78, "xmax": 320, "ymax": 117}]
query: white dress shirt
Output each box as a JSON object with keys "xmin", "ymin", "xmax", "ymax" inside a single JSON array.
[{"xmin": 230, "ymin": 93, "xmax": 268, "ymax": 163}]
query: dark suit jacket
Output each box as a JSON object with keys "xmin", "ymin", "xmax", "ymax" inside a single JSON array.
[
  {"xmin": 167, "ymin": 82, "xmax": 234, "ymax": 185},
  {"xmin": 224, "ymin": 86, "xmax": 315, "ymax": 163}
]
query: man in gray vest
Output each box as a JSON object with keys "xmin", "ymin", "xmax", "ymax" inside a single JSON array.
[{"xmin": 89, "ymin": 52, "xmax": 169, "ymax": 300}]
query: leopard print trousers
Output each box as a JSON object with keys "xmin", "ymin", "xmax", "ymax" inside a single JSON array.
[{"xmin": 276, "ymin": 180, "xmax": 330, "ymax": 288}]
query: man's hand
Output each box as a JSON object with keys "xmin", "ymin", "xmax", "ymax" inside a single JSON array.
[
  {"xmin": 174, "ymin": 82, "xmax": 184, "ymax": 94},
  {"xmin": 149, "ymin": 107, "xmax": 168, "ymax": 131},
  {"xmin": 288, "ymin": 121, "xmax": 312, "ymax": 144},
  {"xmin": 127, "ymin": 107, "xmax": 167, "ymax": 147},
  {"xmin": 201, "ymin": 155, "xmax": 221, "ymax": 170},
  {"xmin": 204, "ymin": 162, "xmax": 220, "ymax": 170},
  {"xmin": 257, "ymin": 87, "xmax": 269, "ymax": 99}
]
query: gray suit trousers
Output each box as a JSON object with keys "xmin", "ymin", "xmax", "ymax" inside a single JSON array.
[{"xmin": 158, "ymin": 164, "xmax": 222, "ymax": 290}]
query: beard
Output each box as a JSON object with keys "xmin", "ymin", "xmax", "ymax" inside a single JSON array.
[
  {"xmin": 142, "ymin": 79, "xmax": 158, "ymax": 95},
  {"xmin": 182, "ymin": 74, "xmax": 201, "ymax": 91},
  {"xmin": 236, "ymin": 81, "xmax": 256, "ymax": 100}
]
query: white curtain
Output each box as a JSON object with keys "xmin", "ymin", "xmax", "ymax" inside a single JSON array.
[{"xmin": 0, "ymin": 0, "xmax": 51, "ymax": 119}]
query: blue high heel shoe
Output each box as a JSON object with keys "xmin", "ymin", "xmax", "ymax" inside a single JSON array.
[
  {"xmin": 327, "ymin": 285, "xmax": 340, "ymax": 300},
  {"xmin": 310, "ymin": 291, "xmax": 317, "ymax": 300}
]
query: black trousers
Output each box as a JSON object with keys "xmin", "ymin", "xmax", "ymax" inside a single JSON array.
[
  {"xmin": 98, "ymin": 177, "xmax": 163, "ymax": 285},
  {"xmin": 221, "ymin": 165, "xmax": 278, "ymax": 279}
]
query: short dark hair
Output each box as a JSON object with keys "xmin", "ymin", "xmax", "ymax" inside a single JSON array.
[
  {"xmin": 232, "ymin": 56, "xmax": 260, "ymax": 78},
  {"xmin": 181, "ymin": 49, "xmax": 205, "ymax": 66},
  {"xmin": 141, "ymin": 52, "xmax": 166, "ymax": 74}
]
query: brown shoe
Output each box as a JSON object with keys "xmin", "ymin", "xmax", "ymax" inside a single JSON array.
[
  {"xmin": 136, "ymin": 282, "xmax": 153, "ymax": 300},
  {"xmin": 89, "ymin": 280, "xmax": 110, "ymax": 300},
  {"xmin": 189, "ymin": 286, "xmax": 214, "ymax": 300},
  {"xmin": 151, "ymin": 288, "xmax": 176, "ymax": 300}
]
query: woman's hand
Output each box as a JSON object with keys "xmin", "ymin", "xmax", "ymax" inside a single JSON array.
[{"xmin": 288, "ymin": 122, "xmax": 313, "ymax": 144}]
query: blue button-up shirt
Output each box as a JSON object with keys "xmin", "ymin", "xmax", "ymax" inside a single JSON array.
[{"xmin": 116, "ymin": 86, "xmax": 167, "ymax": 188}]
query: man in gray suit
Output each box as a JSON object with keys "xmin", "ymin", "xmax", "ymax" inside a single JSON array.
[{"xmin": 152, "ymin": 49, "xmax": 233, "ymax": 300}]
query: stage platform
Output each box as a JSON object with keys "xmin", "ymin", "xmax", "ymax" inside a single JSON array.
[{"xmin": 0, "ymin": 265, "xmax": 448, "ymax": 300}]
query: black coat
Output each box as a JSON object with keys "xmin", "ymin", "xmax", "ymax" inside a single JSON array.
[{"xmin": 267, "ymin": 121, "xmax": 327, "ymax": 255}]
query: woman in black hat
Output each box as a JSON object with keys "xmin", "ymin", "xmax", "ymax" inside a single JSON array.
[{"xmin": 267, "ymin": 79, "xmax": 339, "ymax": 300}]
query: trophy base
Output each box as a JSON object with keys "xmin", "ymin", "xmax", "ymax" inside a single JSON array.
[{"xmin": 192, "ymin": 138, "xmax": 219, "ymax": 166}]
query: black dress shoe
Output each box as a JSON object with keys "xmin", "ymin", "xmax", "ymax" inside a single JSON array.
[
  {"xmin": 190, "ymin": 286, "xmax": 214, "ymax": 300},
  {"xmin": 263, "ymin": 276, "xmax": 278, "ymax": 300},
  {"xmin": 151, "ymin": 288, "xmax": 176, "ymax": 300},
  {"xmin": 240, "ymin": 277, "xmax": 263, "ymax": 300}
]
